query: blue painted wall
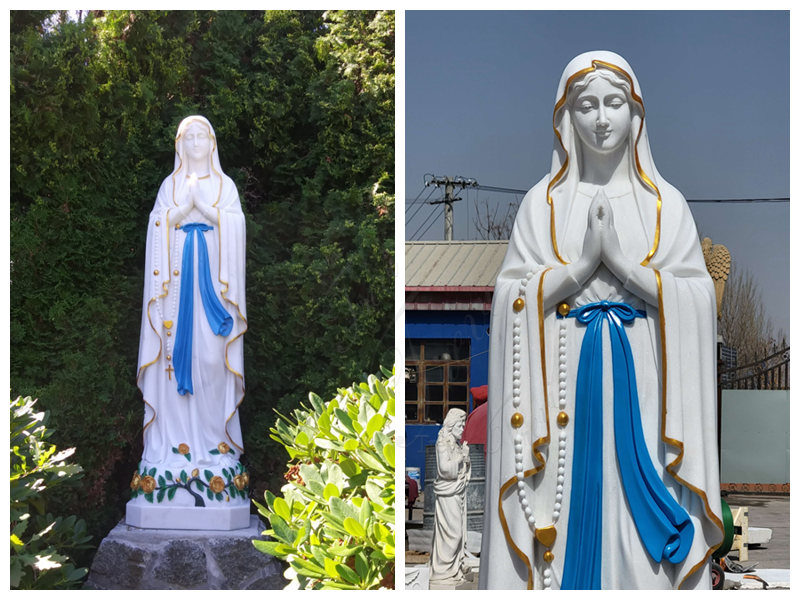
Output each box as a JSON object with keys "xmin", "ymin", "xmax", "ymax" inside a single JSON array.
[{"xmin": 405, "ymin": 310, "xmax": 490, "ymax": 487}]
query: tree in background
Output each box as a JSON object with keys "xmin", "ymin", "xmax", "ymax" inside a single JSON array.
[
  {"xmin": 718, "ymin": 263, "xmax": 786, "ymax": 365},
  {"xmin": 10, "ymin": 9, "xmax": 394, "ymax": 562}
]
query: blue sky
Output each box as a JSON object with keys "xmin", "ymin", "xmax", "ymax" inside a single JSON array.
[{"xmin": 405, "ymin": 10, "xmax": 789, "ymax": 339}]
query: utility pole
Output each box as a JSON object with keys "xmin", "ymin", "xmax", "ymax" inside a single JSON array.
[{"xmin": 425, "ymin": 175, "xmax": 478, "ymax": 240}]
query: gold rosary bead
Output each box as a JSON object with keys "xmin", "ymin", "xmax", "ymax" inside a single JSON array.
[
  {"xmin": 513, "ymin": 297, "xmax": 525, "ymax": 312},
  {"xmin": 510, "ymin": 412, "xmax": 524, "ymax": 428},
  {"xmin": 557, "ymin": 411, "xmax": 569, "ymax": 427}
]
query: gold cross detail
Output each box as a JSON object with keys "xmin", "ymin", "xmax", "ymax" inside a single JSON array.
[{"xmin": 165, "ymin": 364, "xmax": 174, "ymax": 380}]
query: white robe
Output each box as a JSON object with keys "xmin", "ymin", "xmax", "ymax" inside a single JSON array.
[{"xmin": 479, "ymin": 52, "xmax": 723, "ymax": 590}]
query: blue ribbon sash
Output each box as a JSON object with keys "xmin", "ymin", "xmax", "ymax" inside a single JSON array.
[
  {"xmin": 559, "ymin": 301, "xmax": 693, "ymax": 590},
  {"xmin": 173, "ymin": 222, "xmax": 233, "ymax": 396}
]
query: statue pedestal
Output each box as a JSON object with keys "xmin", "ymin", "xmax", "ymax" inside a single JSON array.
[
  {"xmin": 85, "ymin": 515, "xmax": 285, "ymax": 590},
  {"xmin": 126, "ymin": 502, "xmax": 251, "ymax": 530}
]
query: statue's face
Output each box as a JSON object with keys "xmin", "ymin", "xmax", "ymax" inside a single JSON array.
[
  {"xmin": 570, "ymin": 76, "xmax": 631, "ymax": 155},
  {"xmin": 453, "ymin": 418, "xmax": 465, "ymax": 440},
  {"xmin": 181, "ymin": 121, "xmax": 213, "ymax": 164}
]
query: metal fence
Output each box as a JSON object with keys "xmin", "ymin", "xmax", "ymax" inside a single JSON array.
[{"xmin": 718, "ymin": 346, "xmax": 790, "ymax": 391}]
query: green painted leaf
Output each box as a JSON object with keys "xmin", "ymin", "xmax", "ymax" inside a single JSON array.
[
  {"xmin": 164, "ymin": 470, "xmax": 173, "ymax": 481},
  {"xmin": 207, "ymin": 488, "xmax": 213, "ymax": 500},
  {"xmin": 145, "ymin": 492, "xmax": 154, "ymax": 503},
  {"xmin": 209, "ymin": 449, "xmax": 220, "ymax": 455},
  {"xmin": 215, "ymin": 492, "xmax": 223, "ymax": 502},
  {"xmin": 180, "ymin": 470, "xmax": 188, "ymax": 482},
  {"xmin": 157, "ymin": 475, "xmax": 166, "ymax": 487},
  {"xmin": 171, "ymin": 447, "xmax": 179, "ymax": 454},
  {"xmin": 157, "ymin": 488, "xmax": 166, "ymax": 502},
  {"xmin": 148, "ymin": 467, "xmax": 157, "ymax": 477},
  {"xmin": 167, "ymin": 486, "xmax": 177, "ymax": 501},
  {"xmin": 204, "ymin": 470, "xmax": 214, "ymax": 482},
  {"xmin": 184, "ymin": 453, "xmax": 191, "ymax": 462}
]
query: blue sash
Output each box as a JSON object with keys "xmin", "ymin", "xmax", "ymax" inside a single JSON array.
[
  {"xmin": 173, "ymin": 223, "xmax": 233, "ymax": 396},
  {"xmin": 559, "ymin": 301, "xmax": 693, "ymax": 590}
]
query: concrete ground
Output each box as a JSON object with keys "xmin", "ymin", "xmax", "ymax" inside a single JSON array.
[{"xmin": 723, "ymin": 493, "xmax": 789, "ymax": 569}]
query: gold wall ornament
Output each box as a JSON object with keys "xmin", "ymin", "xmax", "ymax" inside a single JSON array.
[
  {"xmin": 173, "ymin": 269, "xmax": 180, "ymax": 276},
  {"xmin": 513, "ymin": 297, "xmax": 525, "ymax": 312},
  {"xmin": 153, "ymin": 269, "xmax": 160, "ymax": 276},
  {"xmin": 163, "ymin": 320, "xmax": 173, "ymax": 329},
  {"xmin": 510, "ymin": 413, "xmax": 524, "ymax": 428},
  {"xmin": 557, "ymin": 411, "xmax": 569, "ymax": 427}
]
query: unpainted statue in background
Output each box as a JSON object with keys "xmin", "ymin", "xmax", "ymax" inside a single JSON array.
[{"xmin": 429, "ymin": 408, "xmax": 471, "ymax": 587}]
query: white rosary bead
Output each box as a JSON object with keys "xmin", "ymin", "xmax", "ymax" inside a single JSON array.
[
  {"xmin": 528, "ymin": 514, "xmax": 536, "ymax": 526},
  {"xmin": 559, "ymin": 430, "xmax": 567, "ymax": 441}
]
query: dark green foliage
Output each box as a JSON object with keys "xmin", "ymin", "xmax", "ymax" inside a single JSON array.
[{"xmin": 10, "ymin": 9, "xmax": 394, "ymax": 558}]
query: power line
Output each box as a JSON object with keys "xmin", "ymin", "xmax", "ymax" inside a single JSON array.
[
  {"xmin": 405, "ymin": 185, "xmax": 438, "ymax": 225},
  {"xmin": 409, "ymin": 203, "xmax": 440, "ymax": 240}
]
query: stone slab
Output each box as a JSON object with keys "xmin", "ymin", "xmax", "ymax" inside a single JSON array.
[
  {"xmin": 126, "ymin": 501, "xmax": 251, "ymax": 530},
  {"xmin": 725, "ymin": 568, "xmax": 790, "ymax": 590},
  {"xmin": 748, "ymin": 526, "xmax": 773, "ymax": 546},
  {"xmin": 85, "ymin": 515, "xmax": 285, "ymax": 589}
]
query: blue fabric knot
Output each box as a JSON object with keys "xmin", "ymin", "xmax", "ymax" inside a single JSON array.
[
  {"xmin": 559, "ymin": 300, "xmax": 693, "ymax": 589},
  {"xmin": 173, "ymin": 222, "xmax": 233, "ymax": 396}
]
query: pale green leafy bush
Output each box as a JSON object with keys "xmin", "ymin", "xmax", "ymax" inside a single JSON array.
[
  {"xmin": 254, "ymin": 367, "xmax": 395, "ymax": 589},
  {"xmin": 10, "ymin": 396, "xmax": 93, "ymax": 588}
]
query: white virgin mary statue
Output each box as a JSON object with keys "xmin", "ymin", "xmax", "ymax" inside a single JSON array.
[
  {"xmin": 479, "ymin": 52, "xmax": 723, "ymax": 589},
  {"xmin": 126, "ymin": 116, "xmax": 250, "ymax": 530}
]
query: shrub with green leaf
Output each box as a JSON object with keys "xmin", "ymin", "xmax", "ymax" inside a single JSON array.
[
  {"xmin": 10, "ymin": 396, "xmax": 94, "ymax": 589},
  {"xmin": 254, "ymin": 367, "xmax": 395, "ymax": 589}
]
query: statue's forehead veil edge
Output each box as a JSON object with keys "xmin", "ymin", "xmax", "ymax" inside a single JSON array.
[
  {"xmin": 554, "ymin": 50, "xmax": 643, "ymax": 108},
  {"xmin": 175, "ymin": 115, "xmax": 216, "ymax": 140}
]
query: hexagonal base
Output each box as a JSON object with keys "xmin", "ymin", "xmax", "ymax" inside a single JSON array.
[{"xmin": 125, "ymin": 502, "xmax": 251, "ymax": 530}]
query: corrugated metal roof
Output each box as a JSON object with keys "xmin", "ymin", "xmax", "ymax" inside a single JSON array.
[{"xmin": 405, "ymin": 241, "xmax": 508, "ymax": 288}]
